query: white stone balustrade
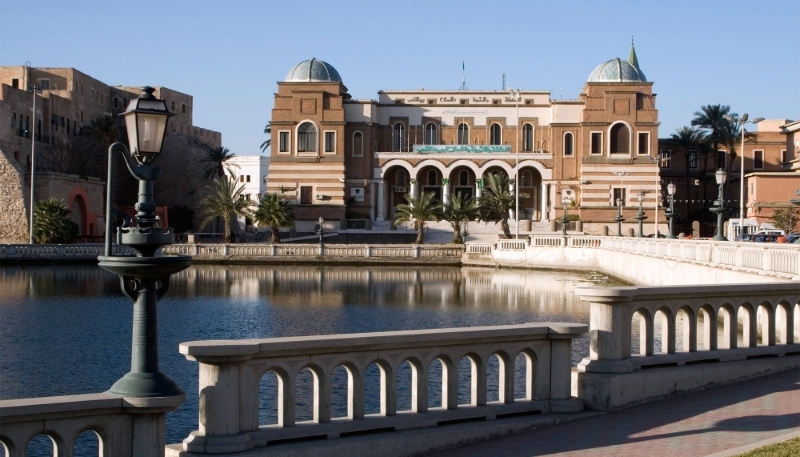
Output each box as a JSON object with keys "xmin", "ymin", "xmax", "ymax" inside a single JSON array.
[
  {"xmin": 0, "ymin": 393, "xmax": 183, "ymax": 457},
  {"xmin": 574, "ymin": 283, "xmax": 800, "ymax": 410},
  {"xmin": 175, "ymin": 323, "xmax": 586, "ymax": 454},
  {"xmin": 496, "ymin": 239, "xmax": 529, "ymax": 251},
  {"xmin": 0, "ymin": 244, "xmax": 135, "ymax": 263}
]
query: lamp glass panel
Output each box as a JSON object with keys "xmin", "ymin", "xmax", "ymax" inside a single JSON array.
[
  {"xmin": 668, "ymin": 183, "xmax": 676, "ymax": 195},
  {"xmin": 715, "ymin": 170, "xmax": 727, "ymax": 185},
  {"xmin": 124, "ymin": 112, "xmax": 139, "ymax": 153},
  {"xmin": 137, "ymin": 113, "xmax": 167, "ymax": 154}
]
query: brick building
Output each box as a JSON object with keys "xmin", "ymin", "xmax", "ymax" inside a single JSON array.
[
  {"xmin": 268, "ymin": 46, "xmax": 663, "ymax": 234},
  {"xmin": 0, "ymin": 65, "xmax": 222, "ymax": 243}
]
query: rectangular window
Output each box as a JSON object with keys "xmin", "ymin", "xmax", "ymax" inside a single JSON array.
[
  {"xmin": 11, "ymin": 78, "xmax": 19, "ymax": 89},
  {"xmin": 123, "ymin": 97, "xmax": 128, "ymax": 107},
  {"xmin": 279, "ymin": 131, "xmax": 290, "ymax": 153},
  {"xmin": 182, "ymin": 104, "xmax": 186, "ymax": 114},
  {"xmin": 171, "ymin": 101, "xmax": 176, "ymax": 111},
  {"xmin": 240, "ymin": 175, "xmax": 244, "ymax": 182},
  {"xmin": 689, "ymin": 150, "xmax": 698, "ymax": 169},
  {"xmin": 590, "ymin": 132, "xmax": 602, "ymax": 155},
  {"xmin": 660, "ymin": 150, "xmax": 671, "ymax": 169},
  {"xmin": 637, "ymin": 132, "xmax": 649, "ymax": 155},
  {"xmin": 300, "ymin": 186, "xmax": 313, "ymax": 204},
  {"xmin": 612, "ymin": 188, "xmax": 626, "ymax": 207},
  {"xmin": 753, "ymin": 150, "xmax": 764, "ymax": 169},
  {"xmin": 246, "ymin": 175, "xmax": 251, "ymax": 183},
  {"xmin": 781, "ymin": 150, "xmax": 788, "ymax": 163},
  {"xmin": 113, "ymin": 97, "xmax": 120, "ymax": 109},
  {"xmin": 91, "ymin": 88, "xmax": 95, "ymax": 100},
  {"xmin": 324, "ymin": 131, "xmax": 336, "ymax": 153},
  {"xmin": 80, "ymin": 84, "xmax": 84, "ymax": 95},
  {"xmin": 39, "ymin": 79, "xmax": 50, "ymax": 90}
]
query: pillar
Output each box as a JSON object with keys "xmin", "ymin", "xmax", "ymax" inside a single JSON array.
[
  {"xmin": 410, "ymin": 177, "xmax": 418, "ymax": 198},
  {"xmin": 376, "ymin": 181, "xmax": 386, "ymax": 221},
  {"xmin": 541, "ymin": 183, "xmax": 549, "ymax": 221},
  {"xmin": 475, "ymin": 176, "xmax": 483, "ymax": 199},
  {"xmin": 442, "ymin": 179, "xmax": 451, "ymax": 205}
]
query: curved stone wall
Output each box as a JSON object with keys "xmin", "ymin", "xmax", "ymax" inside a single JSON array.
[{"xmin": 0, "ymin": 147, "xmax": 29, "ymax": 243}]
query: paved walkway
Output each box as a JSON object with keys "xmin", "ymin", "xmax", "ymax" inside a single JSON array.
[{"xmin": 434, "ymin": 369, "xmax": 800, "ymax": 457}]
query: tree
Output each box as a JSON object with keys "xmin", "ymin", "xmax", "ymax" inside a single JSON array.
[
  {"xmin": 477, "ymin": 172, "xmax": 529, "ymax": 239},
  {"xmin": 692, "ymin": 105, "xmax": 734, "ymax": 213},
  {"xmin": 197, "ymin": 177, "xmax": 253, "ymax": 243},
  {"xmin": 771, "ymin": 207, "xmax": 799, "ymax": 234},
  {"xmin": 260, "ymin": 122, "xmax": 271, "ymax": 153},
  {"xmin": 393, "ymin": 191, "xmax": 442, "ymax": 244},
  {"xmin": 33, "ymin": 198, "xmax": 78, "ymax": 244},
  {"xmin": 442, "ymin": 192, "xmax": 479, "ymax": 244},
  {"xmin": 201, "ymin": 146, "xmax": 237, "ymax": 181},
  {"xmin": 253, "ymin": 193, "xmax": 296, "ymax": 243}
]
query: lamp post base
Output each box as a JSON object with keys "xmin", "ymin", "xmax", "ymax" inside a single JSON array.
[{"xmin": 108, "ymin": 371, "xmax": 184, "ymax": 398}]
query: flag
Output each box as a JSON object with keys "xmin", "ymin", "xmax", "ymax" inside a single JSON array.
[{"xmin": 462, "ymin": 61, "xmax": 465, "ymax": 70}]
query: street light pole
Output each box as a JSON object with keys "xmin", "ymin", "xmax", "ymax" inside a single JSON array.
[
  {"xmin": 723, "ymin": 113, "xmax": 763, "ymax": 239},
  {"xmin": 634, "ymin": 190, "xmax": 647, "ymax": 238},
  {"xmin": 665, "ymin": 183, "xmax": 678, "ymax": 239},
  {"xmin": 711, "ymin": 169, "xmax": 729, "ymax": 241},
  {"xmin": 28, "ymin": 84, "xmax": 40, "ymax": 244},
  {"xmin": 510, "ymin": 87, "xmax": 520, "ymax": 239}
]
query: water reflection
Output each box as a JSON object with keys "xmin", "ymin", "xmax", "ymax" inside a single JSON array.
[{"xmin": 0, "ymin": 264, "xmax": 625, "ymax": 445}]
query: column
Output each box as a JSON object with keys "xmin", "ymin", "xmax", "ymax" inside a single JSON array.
[
  {"xmin": 475, "ymin": 176, "xmax": 483, "ymax": 199},
  {"xmin": 369, "ymin": 181, "xmax": 375, "ymax": 221},
  {"xmin": 376, "ymin": 181, "xmax": 386, "ymax": 221},
  {"xmin": 442, "ymin": 179, "xmax": 451, "ymax": 205},
  {"xmin": 541, "ymin": 183, "xmax": 548, "ymax": 221},
  {"xmin": 410, "ymin": 177, "xmax": 418, "ymax": 198}
]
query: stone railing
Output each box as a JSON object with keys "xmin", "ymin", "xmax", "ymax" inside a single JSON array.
[
  {"xmin": 0, "ymin": 393, "xmax": 183, "ymax": 457},
  {"xmin": 496, "ymin": 239, "xmax": 529, "ymax": 251},
  {"xmin": 575, "ymin": 283, "xmax": 800, "ymax": 410},
  {"xmin": 468, "ymin": 236, "xmax": 800, "ymax": 280},
  {"xmin": 162, "ymin": 243, "xmax": 464, "ymax": 263},
  {"xmin": 173, "ymin": 323, "xmax": 586, "ymax": 454},
  {"xmin": 465, "ymin": 243, "xmax": 494, "ymax": 254},
  {"xmin": 0, "ymin": 243, "xmax": 136, "ymax": 264}
]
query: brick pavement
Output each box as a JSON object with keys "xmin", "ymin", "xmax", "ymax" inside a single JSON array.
[{"xmin": 433, "ymin": 369, "xmax": 800, "ymax": 457}]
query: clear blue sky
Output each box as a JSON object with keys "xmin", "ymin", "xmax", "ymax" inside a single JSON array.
[{"xmin": 2, "ymin": 0, "xmax": 798, "ymax": 157}]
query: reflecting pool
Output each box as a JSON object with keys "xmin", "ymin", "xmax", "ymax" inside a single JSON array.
[{"xmin": 0, "ymin": 264, "xmax": 625, "ymax": 449}]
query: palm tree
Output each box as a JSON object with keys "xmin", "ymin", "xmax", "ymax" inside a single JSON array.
[
  {"xmin": 33, "ymin": 198, "xmax": 78, "ymax": 244},
  {"xmin": 478, "ymin": 172, "xmax": 529, "ymax": 239},
  {"xmin": 260, "ymin": 122, "xmax": 271, "ymax": 153},
  {"xmin": 253, "ymin": 193, "xmax": 296, "ymax": 243},
  {"xmin": 201, "ymin": 146, "xmax": 237, "ymax": 181},
  {"xmin": 197, "ymin": 177, "xmax": 253, "ymax": 243},
  {"xmin": 442, "ymin": 192, "xmax": 479, "ymax": 244},
  {"xmin": 394, "ymin": 192, "xmax": 442, "ymax": 244},
  {"xmin": 691, "ymin": 105, "xmax": 732, "ymax": 163}
]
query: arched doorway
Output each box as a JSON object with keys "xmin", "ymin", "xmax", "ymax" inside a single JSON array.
[
  {"xmin": 70, "ymin": 195, "xmax": 87, "ymax": 236},
  {"xmin": 519, "ymin": 167, "xmax": 543, "ymax": 220},
  {"xmin": 418, "ymin": 165, "xmax": 442, "ymax": 203},
  {"xmin": 449, "ymin": 166, "xmax": 476, "ymax": 202},
  {"xmin": 384, "ymin": 165, "xmax": 411, "ymax": 220}
]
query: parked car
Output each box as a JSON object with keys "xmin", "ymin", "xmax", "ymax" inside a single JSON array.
[
  {"xmin": 786, "ymin": 232, "xmax": 800, "ymax": 243},
  {"xmin": 751, "ymin": 234, "xmax": 779, "ymax": 243}
]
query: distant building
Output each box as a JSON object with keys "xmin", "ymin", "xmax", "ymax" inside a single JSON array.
[
  {"xmin": 228, "ymin": 155, "xmax": 270, "ymax": 203},
  {"xmin": 268, "ymin": 45, "xmax": 663, "ymax": 233},
  {"xmin": 0, "ymin": 65, "xmax": 222, "ymax": 243}
]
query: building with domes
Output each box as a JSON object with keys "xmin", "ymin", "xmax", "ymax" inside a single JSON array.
[{"xmin": 267, "ymin": 46, "xmax": 663, "ymax": 234}]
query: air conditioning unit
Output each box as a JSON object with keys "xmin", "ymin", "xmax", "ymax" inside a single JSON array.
[
  {"xmin": 316, "ymin": 194, "xmax": 323, "ymax": 200},
  {"xmin": 535, "ymin": 149, "xmax": 545, "ymax": 154},
  {"xmin": 394, "ymin": 186, "xmax": 408, "ymax": 193}
]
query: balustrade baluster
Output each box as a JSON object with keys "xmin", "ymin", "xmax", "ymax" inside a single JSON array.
[
  {"xmin": 380, "ymin": 363, "xmax": 397, "ymax": 416},
  {"xmin": 498, "ymin": 353, "xmax": 515, "ymax": 403},
  {"xmin": 411, "ymin": 362, "xmax": 428, "ymax": 413},
  {"xmin": 442, "ymin": 358, "xmax": 458, "ymax": 410},
  {"xmin": 471, "ymin": 356, "xmax": 487, "ymax": 406}
]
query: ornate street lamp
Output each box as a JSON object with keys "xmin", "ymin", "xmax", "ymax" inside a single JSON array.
[
  {"xmin": 98, "ymin": 87, "xmax": 191, "ymax": 398},
  {"xmin": 614, "ymin": 198, "xmax": 625, "ymax": 237},
  {"xmin": 711, "ymin": 169, "xmax": 729, "ymax": 241},
  {"xmin": 634, "ymin": 190, "xmax": 648, "ymax": 238},
  {"xmin": 561, "ymin": 195, "xmax": 570, "ymax": 237},
  {"xmin": 316, "ymin": 217, "xmax": 325, "ymax": 250},
  {"xmin": 665, "ymin": 183, "xmax": 679, "ymax": 239}
]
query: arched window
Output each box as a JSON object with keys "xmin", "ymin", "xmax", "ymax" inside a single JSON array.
[
  {"xmin": 427, "ymin": 169, "xmax": 438, "ymax": 185},
  {"xmin": 459, "ymin": 170, "xmax": 469, "ymax": 186},
  {"xmin": 396, "ymin": 169, "xmax": 407, "ymax": 186},
  {"xmin": 297, "ymin": 122, "xmax": 317, "ymax": 152},
  {"xmin": 521, "ymin": 170, "xmax": 533, "ymax": 187},
  {"xmin": 352, "ymin": 131, "xmax": 363, "ymax": 157},
  {"xmin": 490, "ymin": 124, "xmax": 502, "ymax": 145},
  {"xmin": 522, "ymin": 124, "xmax": 533, "ymax": 151},
  {"xmin": 37, "ymin": 119, "xmax": 41, "ymax": 141},
  {"xmin": 564, "ymin": 132, "xmax": 574, "ymax": 156},
  {"xmin": 11, "ymin": 112, "xmax": 15, "ymax": 127},
  {"xmin": 393, "ymin": 123, "xmax": 405, "ymax": 150},
  {"xmin": 425, "ymin": 123, "xmax": 437, "ymax": 145},
  {"xmin": 457, "ymin": 123, "xmax": 469, "ymax": 145},
  {"xmin": 25, "ymin": 116, "xmax": 30, "ymax": 138},
  {"xmin": 610, "ymin": 123, "xmax": 630, "ymax": 154}
]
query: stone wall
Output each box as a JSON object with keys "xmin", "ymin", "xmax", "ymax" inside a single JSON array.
[{"xmin": 0, "ymin": 148, "xmax": 30, "ymax": 243}]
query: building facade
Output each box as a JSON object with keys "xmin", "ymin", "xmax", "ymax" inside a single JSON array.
[
  {"xmin": 228, "ymin": 155, "xmax": 270, "ymax": 203},
  {"xmin": 267, "ymin": 47, "xmax": 663, "ymax": 233},
  {"xmin": 0, "ymin": 65, "xmax": 222, "ymax": 243}
]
